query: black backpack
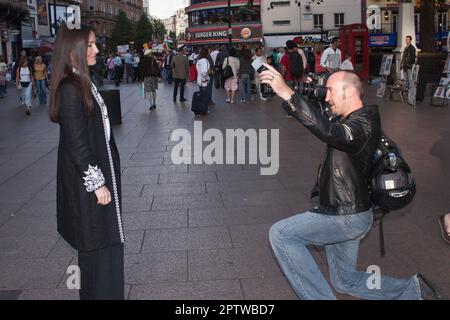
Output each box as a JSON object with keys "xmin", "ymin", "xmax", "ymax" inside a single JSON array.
[
  {"xmin": 289, "ymin": 51, "xmax": 304, "ymax": 78},
  {"xmin": 370, "ymin": 133, "xmax": 416, "ymax": 257}
]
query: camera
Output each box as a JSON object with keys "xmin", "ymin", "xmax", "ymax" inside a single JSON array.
[
  {"xmin": 302, "ymin": 82, "xmax": 328, "ymax": 100},
  {"xmin": 251, "ymin": 59, "xmax": 269, "ymax": 74}
]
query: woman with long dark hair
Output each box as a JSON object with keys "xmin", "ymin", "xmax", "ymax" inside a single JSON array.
[{"xmin": 48, "ymin": 25, "xmax": 124, "ymax": 300}]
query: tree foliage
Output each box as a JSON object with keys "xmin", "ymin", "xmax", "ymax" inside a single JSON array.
[
  {"xmin": 151, "ymin": 18, "xmax": 167, "ymax": 42},
  {"xmin": 135, "ymin": 13, "xmax": 153, "ymax": 48},
  {"xmin": 110, "ymin": 10, "xmax": 134, "ymax": 50}
]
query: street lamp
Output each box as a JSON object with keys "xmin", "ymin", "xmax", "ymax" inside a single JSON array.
[{"xmin": 228, "ymin": 0, "xmax": 232, "ymax": 47}]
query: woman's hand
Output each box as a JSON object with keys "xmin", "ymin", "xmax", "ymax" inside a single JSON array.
[
  {"xmin": 259, "ymin": 63, "xmax": 295, "ymax": 101},
  {"xmin": 95, "ymin": 186, "xmax": 112, "ymax": 205}
]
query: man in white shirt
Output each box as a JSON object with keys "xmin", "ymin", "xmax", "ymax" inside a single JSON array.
[
  {"xmin": 320, "ymin": 37, "xmax": 342, "ymax": 73},
  {"xmin": 210, "ymin": 46, "xmax": 219, "ymax": 66},
  {"xmin": 253, "ymin": 47, "xmax": 268, "ymax": 100},
  {"xmin": 340, "ymin": 53, "xmax": 354, "ymax": 71}
]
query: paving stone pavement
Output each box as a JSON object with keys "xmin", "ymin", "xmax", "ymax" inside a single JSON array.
[{"xmin": 0, "ymin": 79, "xmax": 449, "ymax": 300}]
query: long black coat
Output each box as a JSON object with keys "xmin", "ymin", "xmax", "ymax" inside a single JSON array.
[{"xmin": 56, "ymin": 78, "xmax": 123, "ymax": 251}]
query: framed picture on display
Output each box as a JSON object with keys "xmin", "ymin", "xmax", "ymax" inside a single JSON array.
[
  {"xmin": 380, "ymin": 55, "xmax": 394, "ymax": 76},
  {"xmin": 443, "ymin": 54, "xmax": 450, "ymax": 74},
  {"xmin": 410, "ymin": 64, "xmax": 420, "ymax": 84},
  {"xmin": 376, "ymin": 83, "xmax": 386, "ymax": 98},
  {"xmin": 434, "ymin": 85, "xmax": 445, "ymax": 98}
]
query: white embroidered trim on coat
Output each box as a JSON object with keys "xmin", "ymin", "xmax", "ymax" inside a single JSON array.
[
  {"xmin": 83, "ymin": 165, "xmax": 106, "ymax": 192},
  {"xmin": 91, "ymin": 82, "xmax": 125, "ymax": 244}
]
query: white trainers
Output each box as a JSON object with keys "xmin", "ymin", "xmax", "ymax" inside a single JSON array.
[{"xmin": 226, "ymin": 99, "xmax": 230, "ymax": 103}]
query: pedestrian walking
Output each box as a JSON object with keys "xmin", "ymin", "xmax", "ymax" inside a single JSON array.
[
  {"xmin": 0, "ymin": 58, "xmax": 7, "ymax": 98},
  {"xmin": 15, "ymin": 57, "xmax": 35, "ymax": 115},
  {"xmin": 139, "ymin": 49, "xmax": 161, "ymax": 110},
  {"xmin": 196, "ymin": 48, "xmax": 211, "ymax": 104},
  {"xmin": 48, "ymin": 24, "xmax": 124, "ymax": 300},
  {"xmin": 239, "ymin": 49, "xmax": 254, "ymax": 103},
  {"xmin": 33, "ymin": 56, "xmax": 49, "ymax": 105},
  {"xmin": 222, "ymin": 47, "xmax": 240, "ymax": 104},
  {"xmin": 253, "ymin": 47, "xmax": 268, "ymax": 100},
  {"xmin": 171, "ymin": 47, "xmax": 189, "ymax": 102}
]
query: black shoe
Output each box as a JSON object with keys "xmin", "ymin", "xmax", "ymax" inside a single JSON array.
[
  {"xmin": 417, "ymin": 274, "xmax": 441, "ymax": 300},
  {"xmin": 150, "ymin": 105, "xmax": 156, "ymax": 110},
  {"xmin": 25, "ymin": 108, "xmax": 31, "ymax": 116},
  {"xmin": 180, "ymin": 98, "xmax": 187, "ymax": 102},
  {"xmin": 173, "ymin": 98, "xmax": 177, "ymax": 102}
]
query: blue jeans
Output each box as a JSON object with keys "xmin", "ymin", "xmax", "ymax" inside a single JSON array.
[
  {"xmin": 239, "ymin": 74, "xmax": 251, "ymax": 102},
  {"xmin": 269, "ymin": 210, "xmax": 421, "ymax": 300},
  {"xmin": 35, "ymin": 79, "xmax": 47, "ymax": 104},
  {"xmin": 207, "ymin": 77, "xmax": 213, "ymax": 102}
]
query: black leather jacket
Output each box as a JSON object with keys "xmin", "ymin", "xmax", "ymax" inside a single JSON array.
[{"xmin": 286, "ymin": 93, "xmax": 381, "ymax": 215}]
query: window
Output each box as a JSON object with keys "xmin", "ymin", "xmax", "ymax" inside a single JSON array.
[
  {"xmin": 414, "ymin": 13, "xmax": 420, "ymax": 33},
  {"xmin": 273, "ymin": 20, "xmax": 290, "ymax": 25},
  {"xmin": 88, "ymin": 0, "xmax": 95, "ymax": 11},
  {"xmin": 313, "ymin": 14, "xmax": 323, "ymax": 29},
  {"xmin": 272, "ymin": 1, "xmax": 290, "ymax": 7},
  {"xmin": 334, "ymin": 13, "xmax": 344, "ymax": 28},
  {"xmin": 188, "ymin": 7, "xmax": 260, "ymax": 26},
  {"xmin": 438, "ymin": 12, "xmax": 447, "ymax": 32}
]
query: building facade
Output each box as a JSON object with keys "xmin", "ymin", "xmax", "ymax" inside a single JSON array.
[
  {"xmin": 163, "ymin": 15, "xmax": 177, "ymax": 35},
  {"xmin": 81, "ymin": 0, "xmax": 144, "ymax": 43},
  {"xmin": 176, "ymin": 1, "xmax": 189, "ymax": 40},
  {"xmin": 0, "ymin": 0, "xmax": 82, "ymax": 63},
  {"xmin": 366, "ymin": 0, "xmax": 450, "ymax": 49},
  {"xmin": 185, "ymin": 0, "xmax": 263, "ymax": 46},
  {"xmin": 261, "ymin": 0, "xmax": 362, "ymax": 48}
]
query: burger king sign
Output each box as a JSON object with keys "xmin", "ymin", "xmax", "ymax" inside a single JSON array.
[{"xmin": 240, "ymin": 27, "xmax": 252, "ymax": 40}]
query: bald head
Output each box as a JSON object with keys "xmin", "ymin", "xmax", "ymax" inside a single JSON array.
[{"xmin": 329, "ymin": 71, "xmax": 363, "ymax": 98}]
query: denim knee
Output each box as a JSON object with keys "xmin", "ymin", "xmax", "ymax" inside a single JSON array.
[{"xmin": 269, "ymin": 220, "xmax": 287, "ymax": 246}]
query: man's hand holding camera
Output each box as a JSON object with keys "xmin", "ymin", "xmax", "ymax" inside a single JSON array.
[{"xmin": 259, "ymin": 63, "xmax": 295, "ymax": 101}]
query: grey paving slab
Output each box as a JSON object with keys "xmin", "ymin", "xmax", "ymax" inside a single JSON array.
[
  {"xmin": 0, "ymin": 214, "xmax": 57, "ymax": 237},
  {"xmin": 123, "ymin": 210, "xmax": 188, "ymax": 230},
  {"xmin": 124, "ymin": 230, "xmax": 145, "ymax": 254},
  {"xmin": 0, "ymin": 234, "xmax": 59, "ymax": 260},
  {"xmin": 47, "ymin": 237, "xmax": 78, "ymax": 258},
  {"xmin": 122, "ymin": 197, "xmax": 154, "ymax": 212},
  {"xmin": 14, "ymin": 200, "xmax": 55, "ymax": 219},
  {"xmin": 151, "ymin": 193, "xmax": 223, "ymax": 211},
  {"xmin": 125, "ymin": 252, "xmax": 187, "ymax": 285},
  {"xmin": 121, "ymin": 173, "xmax": 159, "ymax": 185},
  {"xmin": 142, "ymin": 226, "xmax": 232, "ymax": 252},
  {"xmin": 122, "ymin": 164, "xmax": 188, "ymax": 176},
  {"xmin": 141, "ymin": 183, "xmax": 207, "ymax": 197},
  {"xmin": 188, "ymin": 206, "xmax": 292, "ymax": 228},
  {"xmin": 229, "ymin": 224, "xmax": 272, "ymax": 249},
  {"xmin": 206, "ymin": 179, "xmax": 285, "ymax": 193},
  {"xmin": 0, "ymin": 257, "xmax": 71, "ymax": 290},
  {"xmin": 188, "ymin": 247, "xmax": 283, "ymax": 281},
  {"xmin": 240, "ymin": 277, "xmax": 298, "ymax": 300},
  {"xmin": 129, "ymin": 280, "xmax": 243, "ymax": 300},
  {"xmin": 121, "ymin": 184, "xmax": 144, "ymax": 198},
  {"xmin": 158, "ymin": 172, "xmax": 218, "ymax": 184}
]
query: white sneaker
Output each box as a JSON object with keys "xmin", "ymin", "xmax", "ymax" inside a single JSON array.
[
  {"xmin": 226, "ymin": 99, "xmax": 230, "ymax": 103},
  {"xmin": 230, "ymin": 100, "xmax": 234, "ymax": 104}
]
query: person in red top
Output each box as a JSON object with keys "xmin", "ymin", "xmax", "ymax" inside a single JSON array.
[
  {"xmin": 281, "ymin": 40, "xmax": 303, "ymax": 91},
  {"xmin": 314, "ymin": 43, "xmax": 327, "ymax": 74}
]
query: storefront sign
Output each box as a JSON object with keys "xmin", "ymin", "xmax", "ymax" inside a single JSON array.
[
  {"xmin": 241, "ymin": 27, "xmax": 251, "ymax": 40},
  {"xmin": 369, "ymin": 34, "xmax": 397, "ymax": 47},
  {"xmin": 36, "ymin": 0, "xmax": 48, "ymax": 26},
  {"xmin": 194, "ymin": 30, "xmax": 228, "ymax": 40}
]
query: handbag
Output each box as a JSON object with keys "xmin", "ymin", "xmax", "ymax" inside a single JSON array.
[{"xmin": 222, "ymin": 58, "xmax": 234, "ymax": 80}]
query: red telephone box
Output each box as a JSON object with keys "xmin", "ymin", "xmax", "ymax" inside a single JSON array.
[{"xmin": 340, "ymin": 24, "xmax": 370, "ymax": 80}]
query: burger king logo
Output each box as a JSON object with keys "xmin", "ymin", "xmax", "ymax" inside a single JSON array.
[{"xmin": 241, "ymin": 28, "xmax": 251, "ymax": 40}]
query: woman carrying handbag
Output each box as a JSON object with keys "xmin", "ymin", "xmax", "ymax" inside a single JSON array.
[{"xmin": 16, "ymin": 57, "xmax": 35, "ymax": 115}]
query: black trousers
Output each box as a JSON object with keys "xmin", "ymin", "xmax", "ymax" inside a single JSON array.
[
  {"xmin": 173, "ymin": 78, "xmax": 186, "ymax": 100},
  {"xmin": 78, "ymin": 243, "xmax": 124, "ymax": 300}
]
